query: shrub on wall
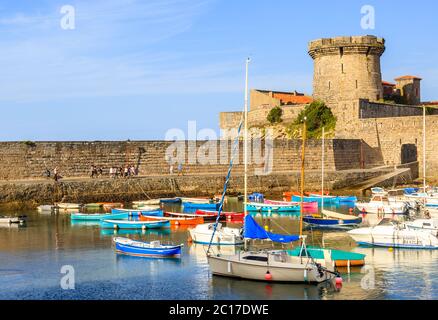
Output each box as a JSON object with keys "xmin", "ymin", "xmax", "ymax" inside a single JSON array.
[
  {"xmin": 267, "ymin": 106, "xmax": 283, "ymax": 124},
  {"xmin": 287, "ymin": 100, "xmax": 336, "ymax": 138}
]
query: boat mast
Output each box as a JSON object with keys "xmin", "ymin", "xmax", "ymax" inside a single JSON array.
[
  {"xmin": 299, "ymin": 117, "xmax": 307, "ymax": 238},
  {"xmin": 321, "ymin": 127, "xmax": 325, "ymax": 212},
  {"xmin": 423, "ymin": 105, "xmax": 426, "ymax": 192},
  {"xmin": 244, "ymin": 57, "xmax": 250, "ymax": 250}
]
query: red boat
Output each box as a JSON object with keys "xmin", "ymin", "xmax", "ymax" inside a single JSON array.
[{"xmin": 196, "ymin": 209, "xmax": 244, "ymax": 221}]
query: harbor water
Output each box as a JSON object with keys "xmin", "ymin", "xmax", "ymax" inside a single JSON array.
[{"xmin": 0, "ymin": 198, "xmax": 437, "ymax": 300}]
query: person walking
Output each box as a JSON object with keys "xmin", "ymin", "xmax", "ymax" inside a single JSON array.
[
  {"xmin": 169, "ymin": 164, "xmax": 174, "ymax": 175},
  {"xmin": 177, "ymin": 163, "xmax": 183, "ymax": 176}
]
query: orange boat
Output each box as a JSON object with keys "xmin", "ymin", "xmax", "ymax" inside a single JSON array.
[{"xmin": 140, "ymin": 214, "xmax": 204, "ymax": 226}]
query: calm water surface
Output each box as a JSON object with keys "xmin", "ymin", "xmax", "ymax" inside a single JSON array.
[{"xmin": 0, "ymin": 198, "xmax": 437, "ymax": 300}]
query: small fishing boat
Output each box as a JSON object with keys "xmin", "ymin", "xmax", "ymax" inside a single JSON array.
[
  {"xmin": 101, "ymin": 219, "xmax": 170, "ymax": 230},
  {"xmin": 71, "ymin": 212, "xmax": 129, "ymax": 221},
  {"xmin": 56, "ymin": 203, "xmax": 82, "ymax": 210},
  {"xmin": 347, "ymin": 218, "xmax": 438, "ymax": 249},
  {"xmin": 111, "ymin": 208, "xmax": 163, "ymax": 217},
  {"xmin": 37, "ymin": 205, "xmax": 55, "ymax": 212},
  {"xmin": 0, "ymin": 215, "xmax": 26, "ymax": 224},
  {"xmin": 136, "ymin": 205, "xmax": 161, "ymax": 211},
  {"xmin": 140, "ymin": 213, "xmax": 204, "ymax": 225},
  {"xmin": 355, "ymin": 195, "xmax": 408, "ymax": 214},
  {"xmin": 159, "ymin": 197, "xmax": 182, "ymax": 204},
  {"xmin": 246, "ymin": 202, "xmax": 300, "ymax": 213},
  {"xmin": 188, "ymin": 223, "xmax": 243, "ymax": 245},
  {"xmin": 114, "ymin": 237, "xmax": 182, "ymax": 257},
  {"xmin": 132, "ymin": 199, "xmax": 160, "ymax": 207},
  {"xmin": 303, "ymin": 210, "xmax": 362, "ymax": 229},
  {"xmin": 264, "ymin": 199, "xmax": 318, "ymax": 210},
  {"xmin": 371, "ymin": 187, "xmax": 388, "ymax": 196},
  {"xmin": 292, "ymin": 195, "xmax": 339, "ymax": 205},
  {"xmin": 180, "ymin": 197, "xmax": 213, "ymax": 204},
  {"xmin": 84, "ymin": 203, "xmax": 103, "ymax": 209},
  {"xmin": 194, "ymin": 209, "xmax": 225, "ymax": 221},
  {"xmin": 196, "ymin": 209, "xmax": 243, "ymax": 221},
  {"xmin": 183, "ymin": 202, "xmax": 220, "ymax": 210},
  {"xmin": 247, "ymin": 193, "xmax": 264, "ymax": 203},
  {"xmin": 288, "ymin": 246, "xmax": 366, "ymax": 267}
]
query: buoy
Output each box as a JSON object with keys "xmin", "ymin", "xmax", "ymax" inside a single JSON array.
[
  {"xmin": 335, "ymin": 277, "xmax": 343, "ymax": 285},
  {"xmin": 349, "ymin": 208, "xmax": 353, "ymax": 214},
  {"xmin": 264, "ymin": 225, "xmax": 269, "ymax": 231},
  {"xmin": 388, "ymin": 247, "xmax": 394, "ymax": 252},
  {"xmin": 265, "ymin": 271, "xmax": 272, "ymax": 281}
]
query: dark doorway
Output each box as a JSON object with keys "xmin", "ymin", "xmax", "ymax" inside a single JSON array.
[{"xmin": 401, "ymin": 144, "xmax": 417, "ymax": 164}]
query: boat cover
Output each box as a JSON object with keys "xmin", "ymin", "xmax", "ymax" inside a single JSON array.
[{"xmin": 244, "ymin": 215, "xmax": 299, "ymax": 243}]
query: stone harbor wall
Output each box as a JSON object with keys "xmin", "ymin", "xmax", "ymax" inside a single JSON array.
[{"xmin": 0, "ymin": 139, "xmax": 373, "ymax": 181}]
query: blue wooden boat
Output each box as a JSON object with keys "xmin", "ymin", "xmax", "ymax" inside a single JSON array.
[
  {"xmin": 159, "ymin": 197, "xmax": 182, "ymax": 204},
  {"xmin": 101, "ymin": 219, "xmax": 170, "ymax": 230},
  {"xmin": 113, "ymin": 237, "xmax": 182, "ymax": 257},
  {"xmin": 336, "ymin": 196, "xmax": 358, "ymax": 203},
  {"xmin": 111, "ymin": 208, "xmax": 163, "ymax": 217},
  {"xmin": 71, "ymin": 212, "xmax": 128, "ymax": 221},
  {"xmin": 303, "ymin": 210, "xmax": 362, "ymax": 229},
  {"xmin": 307, "ymin": 193, "xmax": 357, "ymax": 203},
  {"xmin": 183, "ymin": 202, "xmax": 219, "ymax": 210}
]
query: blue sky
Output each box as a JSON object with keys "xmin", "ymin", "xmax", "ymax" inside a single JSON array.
[{"xmin": 1, "ymin": 0, "xmax": 437, "ymax": 141}]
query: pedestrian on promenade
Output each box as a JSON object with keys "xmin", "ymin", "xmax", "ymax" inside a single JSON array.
[
  {"xmin": 124, "ymin": 166, "xmax": 129, "ymax": 178},
  {"xmin": 98, "ymin": 167, "xmax": 103, "ymax": 177},
  {"xmin": 90, "ymin": 165, "xmax": 96, "ymax": 178},
  {"xmin": 169, "ymin": 164, "xmax": 174, "ymax": 175},
  {"xmin": 53, "ymin": 167, "xmax": 61, "ymax": 182},
  {"xmin": 177, "ymin": 163, "xmax": 183, "ymax": 176}
]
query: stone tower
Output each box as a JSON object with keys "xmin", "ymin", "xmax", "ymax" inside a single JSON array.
[
  {"xmin": 308, "ymin": 35, "xmax": 385, "ymax": 120},
  {"xmin": 395, "ymin": 75, "xmax": 422, "ymax": 105}
]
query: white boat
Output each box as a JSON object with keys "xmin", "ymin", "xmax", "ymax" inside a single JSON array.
[
  {"xmin": 0, "ymin": 216, "xmax": 26, "ymax": 224},
  {"xmin": 371, "ymin": 187, "xmax": 388, "ymax": 196},
  {"xmin": 347, "ymin": 218, "xmax": 438, "ymax": 249},
  {"xmin": 137, "ymin": 205, "xmax": 161, "ymax": 211},
  {"xmin": 188, "ymin": 223, "xmax": 243, "ymax": 245},
  {"xmin": 132, "ymin": 199, "xmax": 160, "ymax": 207},
  {"xmin": 180, "ymin": 197, "xmax": 212, "ymax": 204},
  {"xmin": 405, "ymin": 193, "xmax": 438, "ymax": 207},
  {"xmin": 208, "ymin": 247, "xmax": 336, "ymax": 283},
  {"xmin": 37, "ymin": 205, "xmax": 55, "ymax": 212},
  {"xmin": 56, "ymin": 203, "xmax": 82, "ymax": 210},
  {"xmin": 404, "ymin": 219, "xmax": 438, "ymax": 234},
  {"xmin": 355, "ymin": 195, "xmax": 407, "ymax": 214}
]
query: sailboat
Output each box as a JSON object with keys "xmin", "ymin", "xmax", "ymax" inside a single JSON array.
[
  {"xmin": 206, "ymin": 59, "xmax": 339, "ymax": 283},
  {"xmin": 303, "ymin": 127, "xmax": 362, "ymax": 229}
]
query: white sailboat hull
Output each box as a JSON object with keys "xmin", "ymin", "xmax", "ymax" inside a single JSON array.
[{"xmin": 189, "ymin": 223, "xmax": 243, "ymax": 245}]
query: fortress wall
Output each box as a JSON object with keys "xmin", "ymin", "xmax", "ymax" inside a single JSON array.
[
  {"xmin": 0, "ymin": 139, "xmax": 367, "ymax": 181},
  {"xmin": 359, "ymin": 99, "xmax": 438, "ymax": 118},
  {"xmin": 355, "ymin": 114, "xmax": 438, "ymax": 180}
]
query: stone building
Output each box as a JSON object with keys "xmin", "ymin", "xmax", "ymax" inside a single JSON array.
[{"xmin": 219, "ymin": 35, "xmax": 438, "ymax": 178}]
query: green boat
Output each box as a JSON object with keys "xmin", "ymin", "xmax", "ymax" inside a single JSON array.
[
  {"xmin": 84, "ymin": 203, "xmax": 104, "ymax": 208},
  {"xmin": 288, "ymin": 246, "xmax": 366, "ymax": 267}
]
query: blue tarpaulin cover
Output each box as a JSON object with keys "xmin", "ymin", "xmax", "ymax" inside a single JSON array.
[{"xmin": 244, "ymin": 215, "xmax": 299, "ymax": 243}]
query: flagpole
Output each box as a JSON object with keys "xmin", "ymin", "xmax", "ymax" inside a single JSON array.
[
  {"xmin": 423, "ymin": 105, "xmax": 426, "ymax": 192},
  {"xmin": 321, "ymin": 127, "xmax": 325, "ymax": 212}
]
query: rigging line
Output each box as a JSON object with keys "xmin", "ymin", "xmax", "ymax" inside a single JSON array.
[{"xmin": 206, "ymin": 113, "xmax": 244, "ymax": 255}]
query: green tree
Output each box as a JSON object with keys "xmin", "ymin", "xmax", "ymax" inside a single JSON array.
[
  {"xmin": 290, "ymin": 100, "xmax": 336, "ymax": 138},
  {"xmin": 267, "ymin": 106, "xmax": 283, "ymax": 124}
]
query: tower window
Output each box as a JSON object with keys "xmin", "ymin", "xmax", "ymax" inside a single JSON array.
[
  {"xmin": 341, "ymin": 64, "xmax": 344, "ymax": 74},
  {"xmin": 355, "ymin": 80, "xmax": 358, "ymax": 89},
  {"xmin": 328, "ymin": 81, "xmax": 331, "ymax": 90}
]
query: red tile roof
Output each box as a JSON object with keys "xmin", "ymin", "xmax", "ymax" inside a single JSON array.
[
  {"xmin": 395, "ymin": 75, "xmax": 422, "ymax": 81},
  {"xmin": 382, "ymin": 81, "xmax": 396, "ymax": 86},
  {"xmin": 272, "ymin": 92, "xmax": 313, "ymax": 104},
  {"xmin": 423, "ymin": 101, "xmax": 438, "ymax": 106}
]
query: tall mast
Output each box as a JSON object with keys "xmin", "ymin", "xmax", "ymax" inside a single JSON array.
[
  {"xmin": 244, "ymin": 58, "xmax": 250, "ymax": 216},
  {"xmin": 321, "ymin": 127, "xmax": 325, "ymax": 211},
  {"xmin": 423, "ymin": 105, "xmax": 426, "ymax": 192},
  {"xmin": 299, "ymin": 117, "xmax": 307, "ymax": 238}
]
